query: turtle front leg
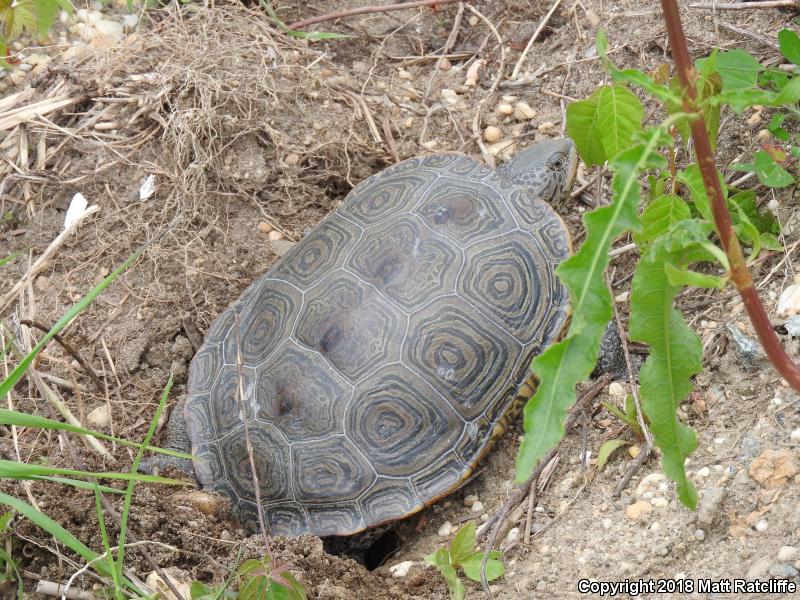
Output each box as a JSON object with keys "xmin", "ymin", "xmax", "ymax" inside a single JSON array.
[{"xmin": 139, "ymin": 396, "xmax": 195, "ymax": 478}]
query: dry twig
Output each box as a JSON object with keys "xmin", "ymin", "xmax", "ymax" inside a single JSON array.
[{"xmin": 289, "ymin": 0, "xmax": 461, "ymax": 29}]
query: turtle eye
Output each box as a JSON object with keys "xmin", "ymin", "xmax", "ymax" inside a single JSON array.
[{"xmin": 547, "ymin": 153, "xmax": 566, "ymax": 171}]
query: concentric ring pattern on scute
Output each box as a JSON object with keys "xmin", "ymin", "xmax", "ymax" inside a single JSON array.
[{"xmin": 183, "ymin": 151, "xmax": 571, "ymax": 537}]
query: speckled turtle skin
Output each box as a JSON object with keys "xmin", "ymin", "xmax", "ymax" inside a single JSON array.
[{"xmin": 177, "ymin": 139, "xmax": 577, "ymax": 538}]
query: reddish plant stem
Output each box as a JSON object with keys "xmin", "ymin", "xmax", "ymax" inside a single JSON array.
[
  {"xmin": 288, "ymin": 0, "xmax": 462, "ymax": 30},
  {"xmin": 660, "ymin": 0, "xmax": 800, "ymax": 391}
]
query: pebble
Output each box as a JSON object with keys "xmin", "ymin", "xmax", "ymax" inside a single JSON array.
[
  {"xmin": 503, "ymin": 527, "xmax": 519, "ymax": 546},
  {"xmin": 768, "ymin": 563, "xmax": 799, "ymax": 579},
  {"xmin": 121, "ymin": 14, "xmax": 139, "ymax": 30},
  {"xmin": 463, "ymin": 494, "xmax": 478, "ymax": 507},
  {"xmin": 437, "ymin": 521, "xmax": 454, "ymax": 537},
  {"xmin": 777, "ymin": 284, "xmax": 800, "ymax": 317},
  {"xmin": 441, "ymin": 88, "xmax": 458, "ymax": 105},
  {"xmin": 484, "ymin": 126, "xmax": 502, "ymax": 142},
  {"xmin": 693, "ymin": 528, "xmax": 705, "ymax": 541},
  {"xmin": 86, "ymin": 405, "xmax": 111, "ymax": 428},
  {"xmin": 471, "ymin": 500, "xmax": 484, "ymax": 513},
  {"xmin": 695, "ymin": 466, "xmax": 710, "ymax": 478},
  {"xmin": 695, "ymin": 487, "xmax": 725, "ymax": 531},
  {"xmin": 785, "ymin": 315, "xmax": 800, "ymax": 337},
  {"xmin": 267, "ymin": 230, "xmax": 284, "ymax": 242},
  {"xmin": 397, "ymin": 68, "xmax": 412, "ymax": 80},
  {"xmin": 601, "ymin": 518, "xmax": 612, "ymax": 529},
  {"xmin": 284, "ymin": 153, "xmax": 300, "ymax": 166},
  {"xmin": 438, "ymin": 57, "xmax": 452, "ymax": 71},
  {"xmin": 777, "ymin": 546, "xmax": 800, "ymax": 562},
  {"xmin": 94, "ymin": 19, "xmax": 124, "ymax": 42},
  {"xmin": 791, "ymin": 429, "xmax": 800, "ymax": 443},
  {"xmin": 421, "ymin": 140, "xmax": 438, "ymax": 150},
  {"xmin": 628, "ymin": 446, "xmax": 641, "ymax": 459},
  {"xmin": 608, "ymin": 382, "xmax": 625, "ymax": 397},
  {"xmin": 635, "ymin": 473, "xmax": 666, "ymax": 499},
  {"xmin": 745, "ymin": 556, "xmax": 772, "ymax": 579},
  {"xmin": 754, "ymin": 519, "xmax": 769, "ymax": 533},
  {"xmin": 468, "ymin": 15, "xmax": 479, "ymax": 26},
  {"xmin": 651, "ymin": 497, "xmax": 668, "ymax": 509},
  {"xmin": 171, "ymin": 491, "xmax": 221, "ymax": 516},
  {"xmin": 145, "ymin": 568, "xmax": 192, "ymax": 600},
  {"xmin": 389, "ymin": 561, "xmax": 415, "ymax": 578},
  {"xmin": 496, "ymin": 103, "xmax": 513, "ymax": 115},
  {"xmin": 258, "ymin": 221, "xmax": 273, "ymax": 233},
  {"xmin": 513, "ymin": 101, "xmax": 536, "ymax": 121},
  {"xmin": 538, "ymin": 121, "xmax": 555, "ymax": 132},
  {"xmin": 625, "ymin": 501, "xmax": 652, "ymax": 522}
]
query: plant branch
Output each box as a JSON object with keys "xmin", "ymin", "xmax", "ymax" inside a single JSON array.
[
  {"xmin": 689, "ymin": 1, "xmax": 798, "ymax": 9},
  {"xmin": 288, "ymin": 0, "xmax": 462, "ymax": 30},
  {"xmin": 660, "ymin": 0, "xmax": 800, "ymax": 391}
]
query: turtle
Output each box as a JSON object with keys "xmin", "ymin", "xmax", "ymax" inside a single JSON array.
[{"xmin": 145, "ymin": 138, "xmax": 585, "ymax": 545}]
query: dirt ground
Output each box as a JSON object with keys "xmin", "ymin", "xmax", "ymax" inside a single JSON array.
[{"xmin": 1, "ymin": 0, "xmax": 800, "ymax": 598}]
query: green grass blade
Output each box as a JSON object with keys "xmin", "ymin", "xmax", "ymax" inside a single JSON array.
[
  {"xmin": 14, "ymin": 476, "xmax": 123, "ymax": 494},
  {"xmin": 516, "ymin": 132, "xmax": 665, "ymax": 481},
  {"xmin": 93, "ymin": 486, "xmax": 121, "ymax": 597},
  {"xmin": 0, "ymin": 251, "xmax": 21, "ymax": 268},
  {"xmin": 259, "ymin": 0, "xmax": 352, "ymax": 40},
  {"xmin": 0, "ymin": 459, "xmax": 189, "ymax": 485},
  {"xmin": 0, "ymin": 245, "xmax": 147, "ymax": 404},
  {"xmin": 116, "ymin": 374, "xmax": 173, "ymax": 588},
  {"xmin": 0, "ymin": 408, "xmax": 192, "ymax": 460}
]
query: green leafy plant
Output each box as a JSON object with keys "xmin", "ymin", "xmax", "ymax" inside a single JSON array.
[
  {"xmin": 0, "ymin": 511, "xmax": 21, "ymax": 600},
  {"xmin": 0, "ymin": 0, "xmax": 71, "ymax": 65},
  {"xmin": 596, "ymin": 394, "xmax": 644, "ymax": 470},
  {"xmin": 425, "ymin": 522, "xmax": 504, "ymax": 600},
  {"xmin": 260, "ymin": 0, "xmax": 351, "ymax": 41},
  {"xmin": 517, "ymin": 4, "xmax": 800, "ymax": 510}
]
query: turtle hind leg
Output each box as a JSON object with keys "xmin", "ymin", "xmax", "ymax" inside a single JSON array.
[
  {"xmin": 138, "ymin": 396, "xmax": 195, "ymax": 478},
  {"xmin": 594, "ymin": 322, "xmax": 644, "ymax": 380},
  {"xmin": 323, "ymin": 526, "xmax": 400, "ymax": 569}
]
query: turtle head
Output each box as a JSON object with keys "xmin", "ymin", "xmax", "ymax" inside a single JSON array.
[{"xmin": 496, "ymin": 138, "xmax": 578, "ymax": 206}]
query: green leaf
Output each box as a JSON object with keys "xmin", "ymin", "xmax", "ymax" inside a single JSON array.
[
  {"xmin": 260, "ymin": 0, "xmax": 352, "ymax": 40},
  {"xmin": 676, "ymin": 164, "xmax": 724, "ymax": 222},
  {"xmin": 664, "ymin": 263, "xmax": 727, "ymax": 288},
  {"xmin": 0, "ymin": 251, "xmax": 21, "ymax": 268},
  {"xmin": 596, "ymin": 85, "xmax": 645, "ymax": 160},
  {"xmin": 628, "ymin": 222, "xmax": 719, "ymax": 509},
  {"xmin": 754, "ymin": 150, "xmax": 795, "ymax": 187},
  {"xmin": 449, "ymin": 522, "xmax": 477, "ymax": 565},
  {"xmin": 566, "ymin": 96, "xmax": 605, "ymax": 166},
  {"xmin": 773, "ymin": 75, "xmax": 800, "ymax": 105},
  {"xmin": 596, "ymin": 439, "xmax": 630, "ymax": 470},
  {"xmin": 760, "ymin": 232, "xmax": 783, "ymax": 251},
  {"xmin": 768, "ymin": 114, "xmax": 790, "ymax": 141},
  {"xmin": 716, "ymin": 49, "xmax": 763, "ymax": 91},
  {"xmin": 0, "ymin": 459, "xmax": 188, "ymax": 485},
  {"xmin": 516, "ymin": 132, "xmax": 666, "ymax": 482},
  {"xmin": 779, "ymin": 29, "xmax": 800, "ymax": 65},
  {"xmin": 461, "ymin": 552, "xmax": 505, "ymax": 582},
  {"xmin": 714, "ymin": 89, "xmax": 776, "ymax": 113},
  {"xmin": 32, "ymin": 0, "xmax": 71, "ymax": 38},
  {"xmin": 635, "ymin": 195, "xmax": 691, "ymax": 246}
]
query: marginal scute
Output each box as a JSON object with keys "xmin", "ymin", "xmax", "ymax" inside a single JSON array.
[
  {"xmin": 454, "ymin": 417, "xmax": 494, "ymax": 467},
  {"xmin": 292, "ymin": 436, "xmax": 376, "ymax": 503},
  {"xmin": 411, "ymin": 452, "xmax": 465, "ymax": 504},
  {"xmin": 359, "ymin": 478, "xmax": 421, "ymax": 526},
  {"xmin": 346, "ymin": 214, "xmax": 461, "ymax": 311},
  {"xmin": 264, "ymin": 502, "xmax": 310, "ymax": 537},
  {"xmin": 346, "ymin": 365, "xmax": 463, "ymax": 477},
  {"xmin": 415, "ymin": 176, "xmax": 514, "ymax": 243},
  {"xmin": 404, "ymin": 298, "xmax": 521, "ymax": 419},
  {"xmin": 305, "ymin": 502, "xmax": 366, "ymax": 537},
  {"xmin": 295, "ymin": 272, "xmax": 405, "ymax": 382},
  {"xmin": 254, "ymin": 341, "xmax": 349, "ymax": 442},
  {"xmin": 187, "ymin": 346, "xmax": 222, "ymax": 395}
]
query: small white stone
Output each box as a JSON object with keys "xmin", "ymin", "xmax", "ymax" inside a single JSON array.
[
  {"xmin": 608, "ymin": 382, "xmax": 625, "ymax": 397},
  {"xmin": 693, "ymin": 529, "xmax": 705, "ymax": 541},
  {"xmin": 695, "ymin": 467, "xmax": 710, "ymax": 478},
  {"xmin": 389, "ymin": 560, "xmax": 416, "ymax": 578},
  {"xmin": 496, "ymin": 103, "xmax": 513, "ymax": 115},
  {"xmin": 121, "ymin": 13, "xmax": 139, "ymax": 30},
  {"xmin": 777, "ymin": 284, "xmax": 800, "ymax": 317},
  {"xmin": 503, "ymin": 527, "xmax": 519, "ymax": 546},
  {"xmin": 463, "ymin": 494, "xmax": 478, "ymax": 507},
  {"xmin": 421, "ymin": 139, "xmax": 438, "ymax": 150},
  {"xmin": 651, "ymin": 497, "xmax": 669, "ymax": 509},
  {"xmin": 86, "ymin": 404, "xmax": 111, "ymax": 428},
  {"xmin": 513, "ymin": 101, "xmax": 537, "ymax": 121},
  {"xmin": 777, "ymin": 546, "xmax": 800, "ymax": 562},
  {"xmin": 440, "ymin": 88, "xmax": 458, "ymax": 105},
  {"xmin": 791, "ymin": 429, "xmax": 800, "ymax": 443},
  {"xmin": 438, "ymin": 521, "xmax": 454, "ymax": 537},
  {"xmin": 754, "ymin": 519, "xmax": 769, "ymax": 533},
  {"xmin": 601, "ymin": 518, "xmax": 613, "ymax": 529},
  {"xmin": 468, "ymin": 15, "xmax": 479, "ymax": 26},
  {"xmin": 471, "ymin": 501, "xmax": 485, "ymax": 512},
  {"xmin": 94, "ymin": 19, "xmax": 124, "ymax": 42},
  {"xmin": 484, "ymin": 126, "xmax": 502, "ymax": 142}
]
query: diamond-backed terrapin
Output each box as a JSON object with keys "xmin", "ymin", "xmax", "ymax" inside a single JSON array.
[{"xmin": 147, "ymin": 138, "xmax": 580, "ymax": 540}]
